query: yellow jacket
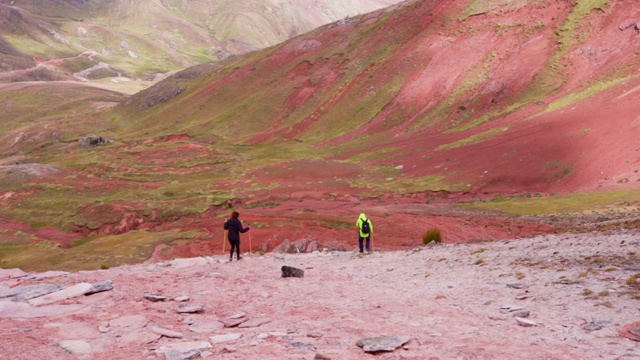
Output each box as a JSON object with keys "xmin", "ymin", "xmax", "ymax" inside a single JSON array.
[{"xmin": 356, "ymin": 213, "xmax": 373, "ymax": 238}]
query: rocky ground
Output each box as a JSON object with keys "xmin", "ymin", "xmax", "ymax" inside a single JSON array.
[{"xmin": 1, "ymin": 231, "xmax": 640, "ymax": 360}]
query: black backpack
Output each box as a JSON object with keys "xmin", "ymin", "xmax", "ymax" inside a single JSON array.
[{"xmin": 361, "ymin": 218, "xmax": 371, "ymax": 235}]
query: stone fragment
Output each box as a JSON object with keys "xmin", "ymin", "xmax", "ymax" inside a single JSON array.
[
  {"xmin": 515, "ymin": 317, "xmax": 537, "ymax": 327},
  {"xmin": 10, "ymin": 284, "xmax": 65, "ymax": 301},
  {"xmin": 58, "ymin": 340, "xmax": 91, "ymax": 355},
  {"xmin": 109, "ymin": 315, "xmax": 149, "ymax": 330},
  {"xmin": 173, "ymin": 295, "xmax": 190, "ymax": 302},
  {"xmin": 0, "ymin": 301, "xmax": 87, "ymax": 318},
  {"xmin": 307, "ymin": 332, "xmax": 324, "ymax": 338},
  {"xmin": 86, "ymin": 280, "xmax": 114, "ymax": 295},
  {"xmin": 220, "ymin": 316, "xmax": 248, "ymax": 328},
  {"xmin": 210, "ymin": 333, "xmax": 243, "ymax": 344},
  {"xmin": 282, "ymin": 265, "xmax": 305, "ymax": 278},
  {"xmin": 512, "ymin": 310, "xmax": 530, "ymax": 318},
  {"xmin": 189, "ymin": 317, "xmax": 224, "ymax": 333},
  {"xmin": 238, "ymin": 317, "xmax": 272, "ymax": 328},
  {"xmin": 144, "ymin": 294, "xmax": 168, "ymax": 302},
  {"xmin": 28, "ymin": 283, "xmax": 93, "ymax": 306},
  {"xmin": 620, "ymin": 321, "xmax": 640, "ymax": 341},
  {"xmin": 165, "ymin": 348, "xmax": 200, "ymax": 360},
  {"xmin": 286, "ymin": 342, "xmax": 317, "ymax": 349},
  {"xmin": 356, "ymin": 335, "xmax": 410, "ymax": 353},
  {"xmin": 151, "ymin": 326, "xmax": 184, "ymax": 338},
  {"xmin": 515, "ymin": 293, "xmax": 529, "ymax": 300},
  {"xmin": 178, "ymin": 304, "xmax": 204, "ymax": 313},
  {"xmin": 507, "ymin": 283, "xmax": 525, "ymax": 289},
  {"xmin": 155, "ymin": 341, "xmax": 211, "ymax": 359}
]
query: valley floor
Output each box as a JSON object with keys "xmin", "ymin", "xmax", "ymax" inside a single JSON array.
[{"xmin": 1, "ymin": 230, "xmax": 639, "ymax": 359}]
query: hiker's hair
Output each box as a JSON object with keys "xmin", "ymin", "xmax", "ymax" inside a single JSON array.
[{"xmin": 231, "ymin": 211, "xmax": 240, "ymax": 219}]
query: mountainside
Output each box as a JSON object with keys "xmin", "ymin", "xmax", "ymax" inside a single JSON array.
[
  {"xmin": 0, "ymin": 0, "xmax": 402, "ymax": 81},
  {"xmin": 1, "ymin": 0, "xmax": 640, "ymax": 271}
]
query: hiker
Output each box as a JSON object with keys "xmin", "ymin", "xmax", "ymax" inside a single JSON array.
[
  {"xmin": 356, "ymin": 213, "xmax": 373, "ymax": 253},
  {"xmin": 224, "ymin": 211, "xmax": 250, "ymax": 260}
]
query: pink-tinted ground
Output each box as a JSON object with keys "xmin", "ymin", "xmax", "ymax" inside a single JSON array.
[{"xmin": 1, "ymin": 231, "xmax": 639, "ymax": 359}]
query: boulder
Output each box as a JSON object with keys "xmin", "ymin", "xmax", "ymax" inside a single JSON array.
[
  {"xmin": 356, "ymin": 335, "xmax": 410, "ymax": 353},
  {"xmin": 281, "ymin": 266, "xmax": 304, "ymax": 278}
]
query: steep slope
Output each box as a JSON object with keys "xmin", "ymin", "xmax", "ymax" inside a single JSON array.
[
  {"xmin": 0, "ymin": 0, "xmax": 403, "ymax": 81},
  {"xmin": 120, "ymin": 0, "xmax": 640, "ymax": 194}
]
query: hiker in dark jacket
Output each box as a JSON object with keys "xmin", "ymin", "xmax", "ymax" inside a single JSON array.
[{"xmin": 224, "ymin": 211, "xmax": 250, "ymax": 260}]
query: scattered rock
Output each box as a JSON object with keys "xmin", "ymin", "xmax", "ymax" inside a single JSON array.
[
  {"xmin": 500, "ymin": 305, "xmax": 524, "ymax": 313},
  {"xmin": 151, "ymin": 326, "xmax": 184, "ymax": 338},
  {"xmin": 9, "ymin": 284, "xmax": 65, "ymax": 301},
  {"xmin": 178, "ymin": 304, "xmax": 204, "ymax": 313},
  {"xmin": 28, "ymin": 283, "xmax": 93, "ymax": 306},
  {"xmin": 220, "ymin": 316, "xmax": 248, "ymax": 328},
  {"xmin": 515, "ymin": 317, "xmax": 537, "ymax": 327},
  {"xmin": 155, "ymin": 341, "xmax": 211, "ymax": 359},
  {"xmin": 210, "ymin": 333, "xmax": 243, "ymax": 344},
  {"xmin": 582, "ymin": 320, "xmax": 612, "ymax": 331},
  {"xmin": 620, "ymin": 321, "xmax": 640, "ymax": 341},
  {"xmin": 58, "ymin": 340, "xmax": 91, "ymax": 355},
  {"xmin": 189, "ymin": 317, "xmax": 224, "ymax": 333},
  {"xmin": 286, "ymin": 342, "xmax": 317, "ymax": 350},
  {"xmin": 144, "ymin": 294, "xmax": 168, "ymax": 302},
  {"xmin": 356, "ymin": 335, "xmax": 410, "ymax": 353},
  {"xmin": 507, "ymin": 283, "xmax": 526, "ymax": 289},
  {"xmin": 307, "ymin": 332, "xmax": 323, "ymax": 338},
  {"xmin": 78, "ymin": 135, "xmax": 112, "ymax": 148},
  {"xmin": 173, "ymin": 295, "xmax": 190, "ymax": 302},
  {"xmin": 238, "ymin": 317, "xmax": 272, "ymax": 328},
  {"xmin": 86, "ymin": 280, "xmax": 114, "ymax": 295},
  {"xmin": 282, "ymin": 265, "xmax": 305, "ymax": 278},
  {"xmin": 164, "ymin": 348, "xmax": 201, "ymax": 360},
  {"xmin": 512, "ymin": 310, "xmax": 530, "ymax": 318}
]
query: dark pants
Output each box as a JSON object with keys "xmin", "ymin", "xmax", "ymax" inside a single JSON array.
[
  {"xmin": 358, "ymin": 236, "xmax": 371, "ymax": 252},
  {"xmin": 229, "ymin": 239, "xmax": 240, "ymax": 259}
]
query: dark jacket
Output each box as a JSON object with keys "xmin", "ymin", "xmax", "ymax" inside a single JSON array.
[{"xmin": 224, "ymin": 218, "xmax": 249, "ymax": 241}]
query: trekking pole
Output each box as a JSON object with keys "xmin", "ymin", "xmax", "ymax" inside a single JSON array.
[
  {"xmin": 371, "ymin": 234, "xmax": 374, "ymax": 253},
  {"xmin": 248, "ymin": 226, "xmax": 253, "ymax": 255},
  {"xmin": 223, "ymin": 218, "xmax": 227, "ymax": 254}
]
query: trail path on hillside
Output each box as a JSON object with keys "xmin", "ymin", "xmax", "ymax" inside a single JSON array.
[{"xmin": 1, "ymin": 231, "xmax": 640, "ymax": 359}]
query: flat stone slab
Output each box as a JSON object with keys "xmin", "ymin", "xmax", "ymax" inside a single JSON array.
[
  {"xmin": 189, "ymin": 317, "xmax": 225, "ymax": 333},
  {"xmin": 12, "ymin": 284, "xmax": 66, "ymax": 301},
  {"xmin": 58, "ymin": 340, "xmax": 91, "ymax": 355},
  {"xmin": 210, "ymin": 333, "xmax": 243, "ymax": 344},
  {"xmin": 356, "ymin": 335, "xmax": 410, "ymax": 353},
  {"xmin": 0, "ymin": 301, "xmax": 88, "ymax": 318},
  {"xmin": 28, "ymin": 283, "xmax": 93, "ymax": 306},
  {"xmin": 238, "ymin": 318, "xmax": 272, "ymax": 328}
]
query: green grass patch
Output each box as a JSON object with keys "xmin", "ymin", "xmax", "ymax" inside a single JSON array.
[
  {"xmin": 0, "ymin": 229, "xmax": 202, "ymax": 272},
  {"xmin": 463, "ymin": 189, "xmax": 640, "ymax": 215}
]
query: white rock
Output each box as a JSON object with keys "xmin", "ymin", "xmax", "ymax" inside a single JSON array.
[
  {"xmin": 151, "ymin": 326, "xmax": 184, "ymax": 338},
  {"xmin": 58, "ymin": 340, "xmax": 91, "ymax": 354},
  {"xmin": 515, "ymin": 317, "xmax": 537, "ymax": 327},
  {"xmin": 209, "ymin": 333, "xmax": 242, "ymax": 344}
]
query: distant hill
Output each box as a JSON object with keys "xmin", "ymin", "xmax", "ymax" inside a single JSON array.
[{"xmin": 0, "ymin": 0, "xmax": 402, "ymax": 82}]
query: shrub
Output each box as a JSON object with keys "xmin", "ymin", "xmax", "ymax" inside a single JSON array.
[{"xmin": 423, "ymin": 228, "xmax": 442, "ymax": 245}]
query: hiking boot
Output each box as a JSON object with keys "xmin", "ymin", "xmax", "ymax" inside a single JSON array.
[{"xmin": 237, "ymin": 256, "xmax": 242, "ymax": 260}]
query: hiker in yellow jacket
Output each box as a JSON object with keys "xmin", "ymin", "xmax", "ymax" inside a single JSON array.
[{"xmin": 356, "ymin": 213, "xmax": 373, "ymax": 253}]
